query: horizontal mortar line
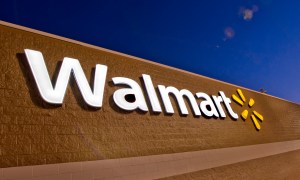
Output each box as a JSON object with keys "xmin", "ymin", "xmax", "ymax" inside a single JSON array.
[{"xmin": 1, "ymin": 139, "xmax": 300, "ymax": 180}]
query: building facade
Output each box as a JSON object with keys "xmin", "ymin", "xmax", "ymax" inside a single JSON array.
[{"xmin": 0, "ymin": 21, "xmax": 300, "ymax": 179}]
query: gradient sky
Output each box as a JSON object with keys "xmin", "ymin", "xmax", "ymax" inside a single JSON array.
[{"xmin": 1, "ymin": 0, "xmax": 300, "ymax": 104}]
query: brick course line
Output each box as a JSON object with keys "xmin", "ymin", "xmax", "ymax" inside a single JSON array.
[{"xmin": 1, "ymin": 140, "xmax": 300, "ymax": 180}]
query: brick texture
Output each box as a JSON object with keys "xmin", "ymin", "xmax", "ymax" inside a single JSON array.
[
  {"xmin": 0, "ymin": 23, "xmax": 300, "ymax": 168},
  {"xmin": 1, "ymin": 141, "xmax": 300, "ymax": 180},
  {"xmin": 160, "ymin": 149, "xmax": 300, "ymax": 180}
]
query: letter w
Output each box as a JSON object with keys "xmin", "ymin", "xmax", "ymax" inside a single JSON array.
[{"xmin": 24, "ymin": 49, "xmax": 107, "ymax": 108}]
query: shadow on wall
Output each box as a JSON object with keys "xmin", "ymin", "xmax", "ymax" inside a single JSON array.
[
  {"xmin": 17, "ymin": 53, "xmax": 100, "ymax": 111},
  {"xmin": 107, "ymin": 80, "xmax": 149, "ymax": 115},
  {"xmin": 18, "ymin": 53, "xmax": 233, "ymax": 120},
  {"xmin": 17, "ymin": 53, "xmax": 60, "ymax": 109},
  {"xmin": 18, "ymin": 52, "xmax": 149, "ymax": 115}
]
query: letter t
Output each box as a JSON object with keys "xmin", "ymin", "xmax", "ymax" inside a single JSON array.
[{"xmin": 219, "ymin": 91, "xmax": 238, "ymax": 119}]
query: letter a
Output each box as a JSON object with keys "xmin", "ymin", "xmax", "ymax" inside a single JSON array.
[{"xmin": 112, "ymin": 77, "xmax": 148, "ymax": 111}]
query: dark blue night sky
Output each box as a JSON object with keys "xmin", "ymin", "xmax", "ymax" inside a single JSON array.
[{"xmin": 1, "ymin": 0, "xmax": 300, "ymax": 103}]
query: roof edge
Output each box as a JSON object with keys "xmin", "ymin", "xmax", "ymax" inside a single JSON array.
[{"xmin": 0, "ymin": 20, "xmax": 298, "ymax": 106}]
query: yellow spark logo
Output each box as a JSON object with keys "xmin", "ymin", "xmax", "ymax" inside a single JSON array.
[{"xmin": 232, "ymin": 89, "xmax": 264, "ymax": 131}]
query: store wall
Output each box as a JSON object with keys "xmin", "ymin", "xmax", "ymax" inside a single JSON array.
[{"xmin": 0, "ymin": 21, "xmax": 300, "ymax": 179}]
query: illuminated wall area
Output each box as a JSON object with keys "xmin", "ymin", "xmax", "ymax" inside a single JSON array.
[{"xmin": 0, "ymin": 21, "xmax": 300, "ymax": 180}]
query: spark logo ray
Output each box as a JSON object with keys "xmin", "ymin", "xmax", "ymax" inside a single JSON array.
[{"xmin": 232, "ymin": 89, "xmax": 264, "ymax": 130}]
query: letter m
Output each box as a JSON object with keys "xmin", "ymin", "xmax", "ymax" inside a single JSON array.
[
  {"xmin": 158, "ymin": 85, "xmax": 201, "ymax": 116},
  {"xmin": 24, "ymin": 49, "xmax": 107, "ymax": 107}
]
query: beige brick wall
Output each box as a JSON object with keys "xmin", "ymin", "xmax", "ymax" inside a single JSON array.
[
  {"xmin": 0, "ymin": 22, "xmax": 300, "ymax": 169},
  {"xmin": 161, "ymin": 150, "xmax": 300, "ymax": 180},
  {"xmin": 1, "ymin": 140, "xmax": 300, "ymax": 180}
]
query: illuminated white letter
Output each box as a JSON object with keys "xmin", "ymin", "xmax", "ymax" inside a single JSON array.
[
  {"xmin": 196, "ymin": 92, "xmax": 219, "ymax": 117},
  {"xmin": 112, "ymin": 77, "xmax": 148, "ymax": 111},
  {"xmin": 219, "ymin": 91, "xmax": 238, "ymax": 119},
  {"xmin": 212, "ymin": 95, "xmax": 226, "ymax": 118},
  {"xmin": 158, "ymin": 85, "xmax": 201, "ymax": 116},
  {"xmin": 142, "ymin": 74, "xmax": 162, "ymax": 112},
  {"xmin": 24, "ymin": 49, "xmax": 107, "ymax": 107}
]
